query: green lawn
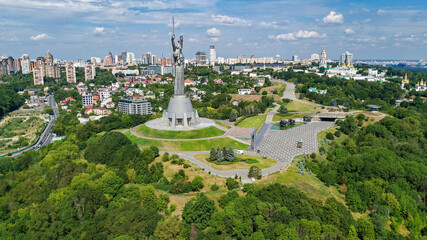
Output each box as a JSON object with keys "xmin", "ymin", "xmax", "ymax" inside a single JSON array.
[
  {"xmin": 136, "ymin": 125, "xmax": 225, "ymax": 139},
  {"xmin": 194, "ymin": 153, "xmax": 276, "ymax": 171},
  {"xmin": 258, "ymin": 155, "xmax": 345, "ymax": 204},
  {"xmin": 125, "ymin": 131, "xmax": 248, "ymax": 151},
  {"xmin": 236, "ymin": 115, "xmax": 267, "ymax": 130},
  {"xmin": 317, "ymin": 126, "xmax": 347, "ymax": 152},
  {"xmin": 215, "ymin": 121, "xmax": 231, "ymax": 129},
  {"xmin": 286, "ymin": 100, "xmax": 322, "ymax": 113},
  {"xmin": 273, "ymin": 113, "xmax": 312, "ymax": 121},
  {"xmin": 260, "ymin": 81, "xmax": 286, "ymax": 95}
]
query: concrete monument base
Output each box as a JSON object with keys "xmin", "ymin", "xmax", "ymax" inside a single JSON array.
[{"xmin": 145, "ymin": 117, "xmax": 215, "ymax": 131}]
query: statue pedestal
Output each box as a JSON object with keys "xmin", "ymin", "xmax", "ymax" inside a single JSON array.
[{"xmin": 162, "ymin": 95, "xmax": 199, "ymax": 127}]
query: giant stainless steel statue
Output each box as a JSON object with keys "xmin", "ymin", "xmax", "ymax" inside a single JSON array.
[
  {"xmin": 171, "ymin": 34, "xmax": 184, "ymax": 95},
  {"xmin": 161, "ymin": 18, "xmax": 199, "ymax": 128}
]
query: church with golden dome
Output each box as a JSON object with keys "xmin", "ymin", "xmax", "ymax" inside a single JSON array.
[
  {"xmin": 401, "ymin": 73, "xmax": 409, "ymax": 89},
  {"xmin": 415, "ymin": 79, "xmax": 426, "ymax": 92}
]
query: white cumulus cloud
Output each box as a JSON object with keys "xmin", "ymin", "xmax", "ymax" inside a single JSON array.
[
  {"xmin": 323, "ymin": 11, "xmax": 344, "ymax": 24},
  {"xmin": 188, "ymin": 38, "xmax": 198, "ymax": 43},
  {"xmin": 30, "ymin": 33, "xmax": 51, "ymax": 40},
  {"xmin": 345, "ymin": 28, "xmax": 355, "ymax": 35},
  {"xmin": 93, "ymin": 27, "xmax": 105, "ymax": 34},
  {"xmin": 269, "ymin": 30, "xmax": 326, "ymax": 41},
  {"xmin": 206, "ymin": 28, "xmax": 221, "ymax": 37},
  {"xmin": 377, "ymin": 9, "xmax": 387, "ymax": 15},
  {"xmin": 211, "ymin": 15, "xmax": 250, "ymax": 26}
]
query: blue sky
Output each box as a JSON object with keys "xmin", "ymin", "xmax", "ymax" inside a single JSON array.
[{"xmin": 0, "ymin": 0, "xmax": 426, "ymax": 60}]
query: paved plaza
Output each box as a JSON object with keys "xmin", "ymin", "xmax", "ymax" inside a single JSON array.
[{"xmin": 255, "ymin": 121, "xmax": 335, "ymax": 175}]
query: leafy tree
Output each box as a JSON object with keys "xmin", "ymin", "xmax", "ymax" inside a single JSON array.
[
  {"xmin": 150, "ymin": 146, "xmax": 160, "ymax": 157},
  {"xmin": 210, "ymin": 184, "xmax": 219, "ymax": 191},
  {"xmin": 162, "ymin": 152, "xmax": 169, "ymax": 162},
  {"xmin": 279, "ymin": 105, "xmax": 288, "ymax": 114},
  {"xmin": 191, "ymin": 176, "xmax": 204, "ymax": 191},
  {"xmin": 182, "ymin": 194, "xmax": 216, "ymax": 230},
  {"xmin": 229, "ymin": 109, "xmax": 238, "ymax": 122},
  {"xmin": 154, "ymin": 216, "xmax": 182, "ymax": 240},
  {"xmin": 226, "ymin": 177, "xmax": 239, "ymax": 190},
  {"xmin": 248, "ymin": 166, "xmax": 262, "ymax": 179},
  {"xmin": 356, "ymin": 218, "xmax": 375, "ymax": 240},
  {"xmin": 326, "ymin": 132, "xmax": 334, "ymax": 140}
]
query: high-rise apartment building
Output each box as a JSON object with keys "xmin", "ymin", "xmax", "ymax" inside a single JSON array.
[
  {"xmin": 103, "ymin": 52, "xmax": 114, "ymax": 66},
  {"xmin": 340, "ymin": 51, "xmax": 354, "ymax": 67},
  {"xmin": 66, "ymin": 62, "xmax": 76, "ymax": 84},
  {"xmin": 320, "ymin": 48, "xmax": 327, "ymax": 68},
  {"xmin": 45, "ymin": 50, "xmax": 53, "ymax": 63},
  {"xmin": 126, "ymin": 52, "xmax": 135, "ymax": 64},
  {"xmin": 159, "ymin": 57, "xmax": 172, "ymax": 66},
  {"xmin": 209, "ymin": 45, "xmax": 216, "ymax": 65},
  {"xmin": 85, "ymin": 62, "xmax": 96, "ymax": 81},
  {"xmin": 45, "ymin": 62, "xmax": 61, "ymax": 79},
  {"xmin": 21, "ymin": 54, "xmax": 31, "ymax": 74},
  {"xmin": 33, "ymin": 67, "xmax": 44, "ymax": 85},
  {"xmin": 195, "ymin": 52, "xmax": 207, "ymax": 65},
  {"xmin": 276, "ymin": 55, "xmax": 280, "ymax": 62},
  {"xmin": 292, "ymin": 55, "xmax": 299, "ymax": 61}
]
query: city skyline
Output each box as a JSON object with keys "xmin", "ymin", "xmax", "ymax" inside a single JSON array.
[{"xmin": 0, "ymin": 0, "xmax": 426, "ymax": 60}]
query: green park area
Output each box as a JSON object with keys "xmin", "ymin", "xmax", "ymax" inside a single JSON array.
[
  {"xmin": 236, "ymin": 115, "xmax": 266, "ymax": 130},
  {"xmin": 258, "ymin": 154, "xmax": 345, "ymax": 204},
  {"xmin": 194, "ymin": 153, "xmax": 276, "ymax": 171},
  {"xmin": 286, "ymin": 100, "xmax": 322, "ymax": 112},
  {"xmin": 273, "ymin": 113, "xmax": 311, "ymax": 121},
  {"xmin": 0, "ymin": 116, "xmax": 45, "ymax": 154},
  {"xmin": 260, "ymin": 81, "xmax": 286, "ymax": 95},
  {"xmin": 125, "ymin": 131, "xmax": 248, "ymax": 151},
  {"xmin": 136, "ymin": 125, "xmax": 225, "ymax": 139}
]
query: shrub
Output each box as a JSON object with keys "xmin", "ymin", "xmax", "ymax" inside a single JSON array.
[
  {"xmin": 210, "ymin": 184, "xmax": 219, "ymax": 191},
  {"xmin": 334, "ymin": 131, "xmax": 341, "ymax": 137},
  {"xmin": 279, "ymin": 105, "xmax": 288, "ymax": 114},
  {"xmin": 162, "ymin": 152, "xmax": 170, "ymax": 162},
  {"xmin": 244, "ymin": 158, "xmax": 259, "ymax": 164},
  {"xmin": 183, "ymin": 163, "xmax": 191, "ymax": 169},
  {"xmin": 326, "ymin": 132, "xmax": 335, "ymax": 140},
  {"xmin": 310, "ymin": 153, "xmax": 316, "ymax": 159},
  {"xmin": 226, "ymin": 178, "xmax": 239, "ymax": 190},
  {"xmin": 248, "ymin": 166, "xmax": 262, "ymax": 179}
]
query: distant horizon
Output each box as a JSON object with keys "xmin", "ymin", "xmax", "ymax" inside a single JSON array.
[{"xmin": 0, "ymin": 0, "xmax": 426, "ymax": 60}]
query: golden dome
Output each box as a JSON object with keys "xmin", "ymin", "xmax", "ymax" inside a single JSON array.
[{"xmin": 402, "ymin": 73, "xmax": 409, "ymax": 83}]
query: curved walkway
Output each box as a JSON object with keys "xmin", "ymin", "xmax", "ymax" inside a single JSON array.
[{"xmin": 278, "ymin": 80, "xmax": 323, "ymax": 107}]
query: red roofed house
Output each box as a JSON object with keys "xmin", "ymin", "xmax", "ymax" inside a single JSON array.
[{"xmin": 184, "ymin": 79, "xmax": 196, "ymax": 86}]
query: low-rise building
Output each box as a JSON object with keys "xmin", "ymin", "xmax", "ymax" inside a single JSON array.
[
  {"xmin": 238, "ymin": 88, "xmax": 252, "ymax": 95},
  {"xmin": 82, "ymin": 92, "xmax": 93, "ymax": 107}
]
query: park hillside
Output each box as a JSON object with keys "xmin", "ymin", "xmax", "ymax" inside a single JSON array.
[{"xmin": 0, "ymin": 65, "xmax": 425, "ymax": 239}]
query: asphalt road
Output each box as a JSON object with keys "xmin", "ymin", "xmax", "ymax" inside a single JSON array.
[{"xmin": 11, "ymin": 94, "xmax": 59, "ymax": 157}]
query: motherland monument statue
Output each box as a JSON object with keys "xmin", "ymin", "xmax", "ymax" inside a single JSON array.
[{"xmin": 145, "ymin": 17, "xmax": 214, "ymax": 130}]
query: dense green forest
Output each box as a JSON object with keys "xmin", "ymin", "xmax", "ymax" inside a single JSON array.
[
  {"xmin": 0, "ymin": 67, "xmax": 426, "ymax": 239},
  {"xmin": 274, "ymin": 68, "xmax": 427, "ymax": 111},
  {"xmin": 0, "ymin": 74, "xmax": 33, "ymax": 119}
]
